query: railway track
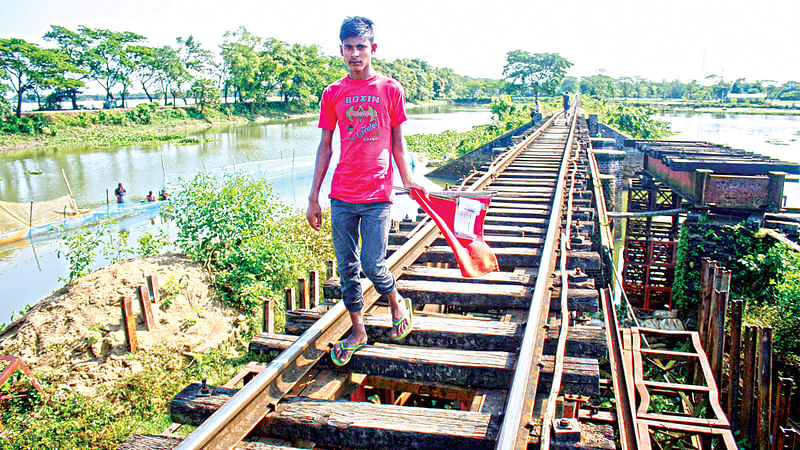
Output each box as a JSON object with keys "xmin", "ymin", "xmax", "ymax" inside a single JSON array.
[{"xmin": 121, "ymin": 105, "xmax": 613, "ymax": 449}]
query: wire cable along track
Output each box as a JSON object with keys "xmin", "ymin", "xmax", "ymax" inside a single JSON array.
[{"xmin": 122, "ymin": 102, "xmax": 613, "ymax": 449}]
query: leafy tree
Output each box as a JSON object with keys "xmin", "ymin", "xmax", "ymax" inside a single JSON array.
[
  {"xmin": 153, "ymin": 45, "xmax": 185, "ymax": 106},
  {"xmin": 190, "ymin": 78, "xmax": 221, "ymax": 112},
  {"xmin": 130, "ymin": 45, "xmax": 158, "ymax": 102},
  {"xmin": 580, "ymin": 74, "xmax": 616, "ymax": 98},
  {"xmin": 778, "ymin": 81, "xmax": 800, "ymax": 101},
  {"xmin": 220, "ymin": 27, "xmax": 262, "ymax": 104},
  {"xmin": 502, "ymin": 51, "xmax": 572, "ymax": 101},
  {"xmin": 174, "ymin": 36, "xmax": 213, "ymax": 105},
  {"xmin": 558, "ymin": 76, "xmax": 579, "ymax": 95},
  {"xmin": 0, "ymin": 37, "xmax": 75, "ymax": 117},
  {"xmin": 43, "ymin": 25, "xmax": 90, "ymax": 109},
  {"xmin": 78, "ymin": 26, "xmax": 145, "ymax": 108}
]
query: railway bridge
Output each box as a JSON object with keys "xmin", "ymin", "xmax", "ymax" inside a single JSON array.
[{"xmin": 121, "ymin": 104, "xmax": 741, "ymax": 449}]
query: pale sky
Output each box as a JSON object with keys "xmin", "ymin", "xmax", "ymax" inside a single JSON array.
[{"xmin": 1, "ymin": 0, "xmax": 798, "ymax": 85}]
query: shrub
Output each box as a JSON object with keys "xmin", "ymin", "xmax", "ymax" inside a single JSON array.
[
  {"xmin": 125, "ymin": 102, "xmax": 157, "ymax": 125},
  {"xmin": 0, "ymin": 115, "xmax": 47, "ymax": 135},
  {"xmin": 164, "ymin": 173, "xmax": 334, "ymax": 311}
]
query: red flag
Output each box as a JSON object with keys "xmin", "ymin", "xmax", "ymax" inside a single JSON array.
[{"xmin": 410, "ymin": 189, "xmax": 499, "ymax": 278}]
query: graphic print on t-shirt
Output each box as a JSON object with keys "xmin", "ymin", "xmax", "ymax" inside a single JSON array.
[{"xmin": 343, "ymin": 95, "xmax": 381, "ymax": 142}]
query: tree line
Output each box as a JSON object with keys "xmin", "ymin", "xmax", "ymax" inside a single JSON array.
[
  {"xmin": 562, "ymin": 74, "xmax": 800, "ymax": 102},
  {"xmin": 0, "ymin": 25, "xmax": 507, "ymax": 118}
]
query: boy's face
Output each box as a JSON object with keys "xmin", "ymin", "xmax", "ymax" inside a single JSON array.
[{"xmin": 340, "ymin": 36, "xmax": 376, "ymax": 77}]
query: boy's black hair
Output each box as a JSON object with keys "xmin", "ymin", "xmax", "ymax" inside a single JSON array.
[{"xmin": 340, "ymin": 16, "xmax": 375, "ymax": 43}]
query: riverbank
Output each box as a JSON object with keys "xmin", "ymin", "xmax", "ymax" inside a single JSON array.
[
  {"xmin": 0, "ymin": 100, "xmax": 452, "ymax": 153},
  {"xmin": 0, "ymin": 104, "xmax": 318, "ymax": 153},
  {"xmin": 611, "ymin": 98, "xmax": 800, "ymax": 116}
]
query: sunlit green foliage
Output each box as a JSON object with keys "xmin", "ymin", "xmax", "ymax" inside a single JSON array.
[
  {"xmin": 164, "ymin": 173, "xmax": 334, "ymax": 311},
  {"xmin": 674, "ymin": 222, "xmax": 800, "ymax": 369},
  {"xmin": 503, "ymin": 51, "xmax": 572, "ymax": 100},
  {"xmin": 580, "ymin": 95, "xmax": 672, "ymax": 139},
  {"xmin": 0, "ymin": 344, "xmax": 251, "ymax": 449},
  {"xmin": 407, "ymin": 95, "xmax": 540, "ymax": 164}
]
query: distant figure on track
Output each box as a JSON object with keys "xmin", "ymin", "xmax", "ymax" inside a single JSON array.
[
  {"xmin": 158, "ymin": 189, "xmax": 169, "ymax": 201},
  {"xmin": 114, "ymin": 183, "xmax": 126, "ymax": 203},
  {"xmin": 146, "ymin": 191, "xmax": 156, "ymax": 202},
  {"xmin": 562, "ymin": 92, "xmax": 571, "ymax": 118},
  {"xmin": 306, "ymin": 16, "xmax": 427, "ymax": 366}
]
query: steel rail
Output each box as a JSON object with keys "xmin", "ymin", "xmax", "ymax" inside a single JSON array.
[
  {"xmin": 540, "ymin": 145, "xmax": 581, "ymax": 448},
  {"xmin": 177, "ymin": 114, "xmax": 563, "ymax": 450},
  {"xmin": 495, "ymin": 105, "xmax": 580, "ymax": 449},
  {"xmin": 588, "ymin": 146, "xmax": 639, "ymax": 448}
]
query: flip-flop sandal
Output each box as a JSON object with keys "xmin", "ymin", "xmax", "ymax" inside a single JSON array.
[
  {"xmin": 330, "ymin": 340, "xmax": 366, "ymax": 366},
  {"xmin": 392, "ymin": 297, "xmax": 414, "ymax": 341}
]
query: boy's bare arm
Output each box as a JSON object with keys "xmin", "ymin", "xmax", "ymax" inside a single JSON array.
[
  {"xmin": 391, "ymin": 124, "xmax": 427, "ymax": 194},
  {"xmin": 307, "ymin": 129, "xmax": 335, "ymax": 230}
]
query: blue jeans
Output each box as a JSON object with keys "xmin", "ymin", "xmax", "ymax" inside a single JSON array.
[{"xmin": 331, "ymin": 198, "xmax": 396, "ymax": 313}]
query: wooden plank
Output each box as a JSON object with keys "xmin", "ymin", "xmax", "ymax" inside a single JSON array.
[
  {"xmin": 483, "ymin": 223, "xmax": 547, "ymax": 236},
  {"xmin": 542, "ymin": 325, "xmax": 607, "ymax": 359},
  {"xmin": 249, "ymin": 333, "xmax": 516, "ymax": 389},
  {"xmin": 170, "ymin": 388, "xmax": 500, "ymax": 449},
  {"xmin": 297, "ymin": 277, "xmax": 309, "ymax": 310},
  {"xmin": 741, "ymin": 325, "xmax": 757, "ymax": 443},
  {"xmin": 146, "ymin": 274, "xmax": 159, "ymax": 303},
  {"xmin": 308, "ymin": 270, "xmax": 319, "ymax": 308},
  {"xmin": 295, "ymin": 370, "xmax": 349, "ymax": 400},
  {"xmin": 772, "ymin": 377, "xmax": 793, "ymax": 444},
  {"xmin": 402, "ymin": 265, "xmax": 535, "ymax": 285},
  {"xmin": 136, "ymin": 285, "xmax": 155, "ymax": 330},
  {"xmin": 268, "ymin": 400, "xmax": 500, "ymax": 450},
  {"xmin": 121, "ymin": 295, "xmax": 137, "ymax": 352},
  {"xmin": 262, "ymin": 298, "xmax": 274, "ymax": 334},
  {"xmin": 390, "ymin": 244, "xmax": 542, "ymax": 267},
  {"xmin": 396, "ymin": 279, "xmax": 532, "ymax": 308},
  {"xmin": 756, "ymin": 327, "xmax": 772, "ymax": 450},
  {"xmin": 118, "ymin": 433, "xmax": 300, "ymax": 449},
  {"xmin": 360, "ymin": 375, "xmax": 481, "ymax": 404},
  {"xmin": 394, "ymin": 234, "xmax": 547, "ymax": 248},
  {"xmin": 171, "ymin": 382, "xmax": 239, "ymax": 426},
  {"xmin": 549, "ymin": 288, "xmax": 599, "ymax": 313},
  {"xmin": 284, "ymin": 310, "xmax": 522, "ymax": 351},
  {"xmin": 727, "ymin": 298, "xmax": 743, "ymax": 432},
  {"xmin": 284, "ymin": 287, "xmax": 295, "ymax": 312},
  {"xmin": 537, "ymin": 355, "xmax": 600, "ymax": 396},
  {"xmin": 324, "ymin": 269, "xmax": 533, "ymax": 299}
]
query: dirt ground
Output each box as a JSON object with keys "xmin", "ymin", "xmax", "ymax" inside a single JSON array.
[{"xmin": 0, "ymin": 253, "xmax": 246, "ymax": 396}]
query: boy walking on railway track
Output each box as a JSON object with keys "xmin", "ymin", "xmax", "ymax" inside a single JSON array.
[{"xmin": 306, "ymin": 16, "xmax": 426, "ymax": 366}]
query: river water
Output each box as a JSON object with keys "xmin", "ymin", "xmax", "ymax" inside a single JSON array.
[
  {"xmin": 1, "ymin": 108, "xmax": 798, "ymax": 322},
  {"xmin": 654, "ymin": 112, "xmax": 800, "ymax": 207}
]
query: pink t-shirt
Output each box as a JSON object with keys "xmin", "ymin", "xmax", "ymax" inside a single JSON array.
[{"xmin": 318, "ymin": 73, "xmax": 407, "ymax": 203}]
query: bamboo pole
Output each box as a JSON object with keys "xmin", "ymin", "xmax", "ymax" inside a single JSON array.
[{"xmin": 61, "ymin": 169, "xmax": 80, "ymax": 215}]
